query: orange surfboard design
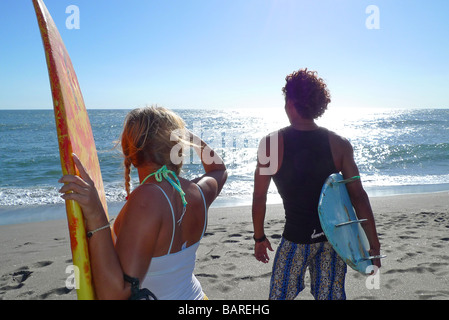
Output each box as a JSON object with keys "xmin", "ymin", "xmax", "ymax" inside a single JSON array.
[{"xmin": 32, "ymin": 0, "xmax": 109, "ymax": 299}]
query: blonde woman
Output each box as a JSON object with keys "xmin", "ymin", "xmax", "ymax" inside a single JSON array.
[{"xmin": 59, "ymin": 107, "xmax": 227, "ymax": 300}]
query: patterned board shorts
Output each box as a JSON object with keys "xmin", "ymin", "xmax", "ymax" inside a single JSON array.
[{"xmin": 269, "ymin": 237, "xmax": 347, "ymax": 300}]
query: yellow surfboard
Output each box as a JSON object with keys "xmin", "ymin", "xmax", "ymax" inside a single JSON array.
[{"xmin": 32, "ymin": 0, "xmax": 109, "ymax": 299}]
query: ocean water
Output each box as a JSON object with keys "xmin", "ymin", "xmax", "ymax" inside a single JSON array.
[{"xmin": 1, "ymin": 108, "xmax": 448, "ymax": 224}]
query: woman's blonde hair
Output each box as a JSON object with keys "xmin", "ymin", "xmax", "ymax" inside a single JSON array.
[{"xmin": 120, "ymin": 106, "xmax": 187, "ymax": 197}]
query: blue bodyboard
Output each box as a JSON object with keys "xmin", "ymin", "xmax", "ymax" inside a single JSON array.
[{"xmin": 318, "ymin": 173, "xmax": 373, "ymax": 274}]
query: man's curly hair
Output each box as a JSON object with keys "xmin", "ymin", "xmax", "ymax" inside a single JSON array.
[{"xmin": 282, "ymin": 68, "xmax": 331, "ymax": 119}]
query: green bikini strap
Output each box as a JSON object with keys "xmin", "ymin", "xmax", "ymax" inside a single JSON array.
[{"xmin": 141, "ymin": 165, "xmax": 187, "ymax": 223}]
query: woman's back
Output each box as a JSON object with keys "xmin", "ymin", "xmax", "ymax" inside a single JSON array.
[
  {"xmin": 113, "ymin": 176, "xmax": 209, "ymax": 299},
  {"xmin": 140, "ymin": 181, "xmax": 208, "ymax": 299}
]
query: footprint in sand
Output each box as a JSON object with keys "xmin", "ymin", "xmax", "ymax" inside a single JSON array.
[
  {"xmin": 39, "ymin": 287, "xmax": 72, "ymax": 299},
  {"xmin": 30, "ymin": 259, "xmax": 74, "ymax": 299},
  {"xmin": 384, "ymin": 278, "xmax": 403, "ymax": 290},
  {"xmin": 0, "ymin": 259, "xmax": 69, "ymax": 300},
  {"xmin": 415, "ymin": 290, "xmax": 449, "ymax": 300},
  {"xmin": 0, "ymin": 267, "xmax": 33, "ymax": 291},
  {"xmin": 14, "ymin": 241, "xmax": 34, "ymax": 249},
  {"xmin": 33, "ymin": 261, "xmax": 53, "ymax": 268},
  {"xmin": 222, "ymin": 233, "xmax": 243, "ymax": 244},
  {"xmin": 196, "ymin": 273, "xmax": 219, "ymax": 285}
]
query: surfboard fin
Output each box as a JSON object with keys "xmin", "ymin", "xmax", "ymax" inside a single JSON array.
[
  {"xmin": 363, "ymin": 255, "xmax": 387, "ymax": 260},
  {"xmin": 335, "ymin": 219, "xmax": 367, "ymax": 227}
]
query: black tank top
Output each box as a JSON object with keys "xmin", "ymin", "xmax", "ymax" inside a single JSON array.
[{"xmin": 273, "ymin": 126, "xmax": 337, "ymax": 244}]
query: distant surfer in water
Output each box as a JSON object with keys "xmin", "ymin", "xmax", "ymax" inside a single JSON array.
[
  {"xmin": 59, "ymin": 106, "xmax": 227, "ymax": 299},
  {"xmin": 251, "ymin": 69, "xmax": 381, "ymax": 300}
]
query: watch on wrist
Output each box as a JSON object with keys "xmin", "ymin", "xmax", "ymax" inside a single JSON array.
[{"xmin": 253, "ymin": 234, "xmax": 267, "ymax": 243}]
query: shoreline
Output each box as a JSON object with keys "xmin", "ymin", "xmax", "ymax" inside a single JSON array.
[
  {"xmin": 2, "ymin": 185, "xmax": 449, "ymax": 226},
  {"xmin": 0, "ymin": 190, "xmax": 448, "ymax": 300}
]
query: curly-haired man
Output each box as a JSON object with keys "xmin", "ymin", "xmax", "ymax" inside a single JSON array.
[{"xmin": 251, "ymin": 69, "xmax": 381, "ymax": 300}]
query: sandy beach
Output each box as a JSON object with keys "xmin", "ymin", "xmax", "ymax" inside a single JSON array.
[{"xmin": 0, "ymin": 192, "xmax": 448, "ymax": 300}]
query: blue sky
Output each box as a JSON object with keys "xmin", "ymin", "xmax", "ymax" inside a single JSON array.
[{"xmin": 0, "ymin": 0, "xmax": 448, "ymax": 110}]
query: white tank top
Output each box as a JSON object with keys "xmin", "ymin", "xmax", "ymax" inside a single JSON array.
[{"xmin": 140, "ymin": 184, "xmax": 207, "ymax": 300}]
